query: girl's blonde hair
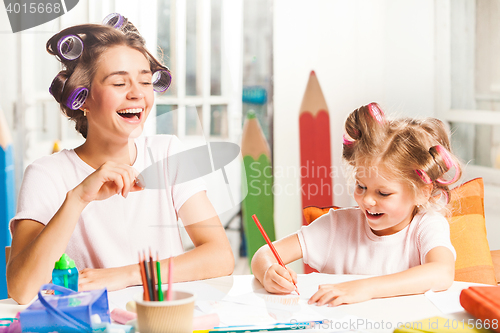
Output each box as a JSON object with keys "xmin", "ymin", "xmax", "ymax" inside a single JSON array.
[{"xmin": 342, "ymin": 103, "xmax": 462, "ymax": 214}]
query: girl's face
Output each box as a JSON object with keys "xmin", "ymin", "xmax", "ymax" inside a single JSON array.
[
  {"xmin": 84, "ymin": 45, "xmax": 154, "ymax": 140},
  {"xmin": 353, "ymin": 165, "xmax": 420, "ymax": 236}
]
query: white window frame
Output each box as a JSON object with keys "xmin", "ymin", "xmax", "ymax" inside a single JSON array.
[
  {"xmin": 435, "ymin": 0, "xmax": 500, "ymax": 186},
  {"xmin": 150, "ymin": 0, "xmax": 243, "ymax": 144}
]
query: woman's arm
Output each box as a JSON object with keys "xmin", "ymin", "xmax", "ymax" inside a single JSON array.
[
  {"xmin": 7, "ymin": 161, "xmax": 141, "ymax": 304},
  {"xmin": 251, "ymin": 234, "xmax": 303, "ymax": 294},
  {"xmin": 308, "ymin": 246, "xmax": 455, "ymax": 306},
  {"xmin": 174, "ymin": 191, "xmax": 234, "ymax": 280},
  {"xmin": 78, "ymin": 191, "xmax": 235, "ymax": 291}
]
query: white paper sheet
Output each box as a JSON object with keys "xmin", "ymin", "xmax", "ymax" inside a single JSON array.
[{"xmin": 424, "ymin": 289, "xmax": 464, "ymax": 314}]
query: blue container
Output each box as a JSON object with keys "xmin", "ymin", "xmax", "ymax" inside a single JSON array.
[{"xmin": 52, "ymin": 253, "xmax": 78, "ymax": 293}]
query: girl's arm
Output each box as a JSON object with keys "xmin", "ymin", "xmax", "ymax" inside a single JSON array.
[
  {"xmin": 78, "ymin": 191, "xmax": 235, "ymax": 291},
  {"xmin": 309, "ymin": 246, "xmax": 455, "ymax": 306},
  {"xmin": 251, "ymin": 234, "xmax": 303, "ymax": 294},
  {"xmin": 7, "ymin": 162, "xmax": 141, "ymax": 304}
]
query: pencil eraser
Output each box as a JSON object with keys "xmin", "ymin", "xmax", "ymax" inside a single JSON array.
[{"xmin": 111, "ymin": 308, "xmax": 137, "ymax": 325}]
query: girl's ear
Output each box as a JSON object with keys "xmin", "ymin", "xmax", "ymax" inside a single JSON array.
[{"xmin": 417, "ymin": 184, "xmax": 433, "ymax": 205}]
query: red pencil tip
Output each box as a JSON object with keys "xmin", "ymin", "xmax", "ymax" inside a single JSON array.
[{"xmin": 310, "ymin": 70, "xmax": 316, "ymax": 75}]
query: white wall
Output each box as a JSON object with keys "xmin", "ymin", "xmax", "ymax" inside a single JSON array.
[{"xmin": 273, "ymin": 0, "xmax": 436, "ymax": 271}]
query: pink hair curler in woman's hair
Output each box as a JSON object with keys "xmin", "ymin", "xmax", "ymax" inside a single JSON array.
[
  {"xmin": 434, "ymin": 145, "xmax": 460, "ymax": 185},
  {"xmin": 152, "ymin": 69, "xmax": 172, "ymax": 92},
  {"xmin": 57, "ymin": 35, "xmax": 84, "ymax": 61},
  {"xmin": 415, "ymin": 169, "xmax": 432, "ymax": 184},
  {"xmin": 367, "ymin": 103, "xmax": 386, "ymax": 124}
]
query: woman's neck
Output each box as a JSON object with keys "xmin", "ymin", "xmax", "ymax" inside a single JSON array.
[{"xmin": 74, "ymin": 136, "xmax": 137, "ymax": 169}]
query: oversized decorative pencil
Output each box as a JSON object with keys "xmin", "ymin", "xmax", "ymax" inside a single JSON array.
[
  {"xmin": 298, "ymin": 71, "xmax": 333, "ymax": 273},
  {"xmin": 252, "ymin": 214, "xmax": 299, "ymax": 294},
  {"xmin": 167, "ymin": 256, "xmax": 173, "ymax": 301},
  {"xmin": 241, "ymin": 111, "xmax": 275, "ymax": 267},
  {"xmin": 0, "ymin": 107, "xmax": 14, "ymax": 298}
]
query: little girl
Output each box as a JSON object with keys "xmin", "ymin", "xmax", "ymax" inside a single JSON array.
[
  {"xmin": 7, "ymin": 14, "xmax": 234, "ymax": 304},
  {"xmin": 252, "ymin": 103, "xmax": 460, "ymax": 306}
]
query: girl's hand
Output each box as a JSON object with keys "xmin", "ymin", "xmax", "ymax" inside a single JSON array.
[
  {"xmin": 78, "ymin": 266, "xmax": 136, "ymax": 292},
  {"xmin": 308, "ymin": 279, "xmax": 373, "ymax": 307},
  {"xmin": 262, "ymin": 263, "xmax": 298, "ymax": 294},
  {"xmin": 74, "ymin": 161, "xmax": 143, "ymax": 204}
]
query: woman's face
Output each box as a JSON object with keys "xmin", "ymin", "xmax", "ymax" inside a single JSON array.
[{"xmin": 84, "ymin": 45, "xmax": 154, "ymax": 140}]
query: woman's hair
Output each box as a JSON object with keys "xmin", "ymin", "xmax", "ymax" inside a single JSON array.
[
  {"xmin": 46, "ymin": 16, "xmax": 168, "ymax": 138},
  {"xmin": 343, "ymin": 103, "xmax": 462, "ymax": 214}
]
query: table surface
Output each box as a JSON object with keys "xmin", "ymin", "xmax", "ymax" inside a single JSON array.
[{"xmin": 0, "ymin": 274, "xmax": 482, "ymax": 333}]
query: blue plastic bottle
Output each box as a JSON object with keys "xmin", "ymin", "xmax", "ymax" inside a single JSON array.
[{"xmin": 52, "ymin": 253, "xmax": 78, "ymax": 292}]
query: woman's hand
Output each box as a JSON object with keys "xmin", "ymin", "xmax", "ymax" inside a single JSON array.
[
  {"xmin": 308, "ymin": 279, "xmax": 373, "ymax": 307},
  {"xmin": 262, "ymin": 263, "xmax": 298, "ymax": 294},
  {"xmin": 78, "ymin": 266, "xmax": 138, "ymax": 292},
  {"xmin": 74, "ymin": 161, "xmax": 143, "ymax": 204}
]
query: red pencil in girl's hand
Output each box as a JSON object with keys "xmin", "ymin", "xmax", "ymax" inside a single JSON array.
[{"xmin": 252, "ymin": 214, "xmax": 300, "ymax": 295}]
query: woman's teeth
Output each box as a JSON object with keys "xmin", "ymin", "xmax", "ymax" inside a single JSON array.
[{"xmin": 117, "ymin": 108, "xmax": 143, "ymax": 119}]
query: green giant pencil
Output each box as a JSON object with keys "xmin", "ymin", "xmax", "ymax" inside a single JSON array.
[{"xmin": 241, "ymin": 111, "xmax": 275, "ymax": 267}]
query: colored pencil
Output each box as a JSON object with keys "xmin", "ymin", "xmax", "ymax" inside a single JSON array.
[
  {"xmin": 252, "ymin": 214, "xmax": 299, "ymax": 295},
  {"xmin": 167, "ymin": 256, "xmax": 173, "ymax": 301},
  {"xmin": 148, "ymin": 248, "xmax": 157, "ymax": 301},
  {"xmin": 138, "ymin": 252, "xmax": 149, "ymax": 301},
  {"xmin": 0, "ymin": 107, "xmax": 14, "ymax": 299},
  {"xmin": 156, "ymin": 252, "xmax": 163, "ymax": 301},
  {"xmin": 298, "ymin": 71, "xmax": 333, "ymax": 274},
  {"xmin": 241, "ymin": 111, "xmax": 275, "ymax": 266},
  {"xmin": 142, "ymin": 250, "xmax": 153, "ymax": 301}
]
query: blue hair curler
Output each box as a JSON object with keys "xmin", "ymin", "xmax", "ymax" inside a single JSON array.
[
  {"xmin": 152, "ymin": 69, "xmax": 172, "ymax": 92},
  {"xmin": 102, "ymin": 13, "xmax": 125, "ymax": 29},
  {"xmin": 66, "ymin": 87, "xmax": 89, "ymax": 110},
  {"xmin": 57, "ymin": 35, "xmax": 84, "ymax": 61}
]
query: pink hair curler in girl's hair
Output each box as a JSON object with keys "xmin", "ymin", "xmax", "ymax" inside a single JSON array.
[
  {"xmin": 367, "ymin": 103, "xmax": 385, "ymax": 124},
  {"xmin": 152, "ymin": 69, "xmax": 172, "ymax": 92},
  {"xmin": 434, "ymin": 145, "xmax": 460, "ymax": 185},
  {"xmin": 415, "ymin": 169, "xmax": 432, "ymax": 184},
  {"xmin": 57, "ymin": 35, "xmax": 84, "ymax": 61},
  {"xmin": 343, "ymin": 133, "xmax": 354, "ymax": 145}
]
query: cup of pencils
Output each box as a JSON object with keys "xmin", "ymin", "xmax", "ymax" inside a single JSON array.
[
  {"xmin": 134, "ymin": 250, "xmax": 196, "ymax": 333},
  {"xmin": 133, "ymin": 290, "xmax": 196, "ymax": 333}
]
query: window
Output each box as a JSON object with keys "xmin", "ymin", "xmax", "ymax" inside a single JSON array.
[
  {"xmin": 155, "ymin": 0, "xmax": 238, "ymax": 142},
  {"xmin": 437, "ymin": 0, "xmax": 500, "ymax": 173}
]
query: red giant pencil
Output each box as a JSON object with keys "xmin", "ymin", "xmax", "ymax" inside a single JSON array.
[{"xmin": 298, "ymin": 71, "xmax": 333, "ymax": 273}]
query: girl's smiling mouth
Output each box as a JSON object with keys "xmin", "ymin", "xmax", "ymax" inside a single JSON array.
[{"xmin": 365, "ymin": 209, "xmax": 384, "ymax": 220}]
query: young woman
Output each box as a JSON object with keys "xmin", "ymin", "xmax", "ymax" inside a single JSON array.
[{"xmin": 7, "ymin": 15, "xmax": 234, "ymax": 304}]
